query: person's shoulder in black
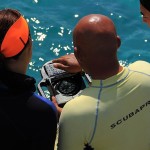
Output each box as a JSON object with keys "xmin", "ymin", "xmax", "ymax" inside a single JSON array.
[{"xmin": 0, "ymin": 69, "xmax": 58, "ymax": 150}]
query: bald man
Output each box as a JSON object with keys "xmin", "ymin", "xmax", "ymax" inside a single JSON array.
[{"xmin": 53, "ymin": 14, "xmax": 150, "ymax": 150}]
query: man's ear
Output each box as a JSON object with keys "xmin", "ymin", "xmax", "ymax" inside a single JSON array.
[
  {"xmin": 74, "ymin": 46, "xmax": 84, "ymax": 64},
  {"xmin": 116, "ymin": 35, "xmax": 121, "ymax": 48},
  {"xmin": 74, "ymin": 47, "xmax": 78, "ymax": 59},
  {"xmin": 74, "ymin": 46, "xmax": 87, "ymax": 65}
]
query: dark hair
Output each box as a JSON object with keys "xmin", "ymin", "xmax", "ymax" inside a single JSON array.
[
  {"xmin": 140, "ymin": 0, "xmax": 150, "ymax": 12},
  {"xmin": 0, "ymin": 9, "xmax": 31, "ymax": 66}
]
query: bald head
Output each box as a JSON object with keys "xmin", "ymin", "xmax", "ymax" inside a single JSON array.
[
  {"xmin": 73, "ymin": 14, "xmax": 119, "ymax": 56},
  {"xmin": 73, "ymin": 14, "xmax": 121, "ymax": 79}
]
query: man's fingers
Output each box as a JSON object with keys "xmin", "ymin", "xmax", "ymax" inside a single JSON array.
[
  {"xmin": 52, "ymin": 58, "xmax": 68, "ymax": 65},
  {"xmin": 51, "ymin": 96, "xmax": 63, "ymax": 115},
  {"xmin": 53, "ymin": 63, "xmax": 69, "ymax": 71},
  {"xmin": 51, "ymin": 96, "xmax": 56, "ymax": 102},
  {"xmin": 51, "ymin": 96, "xmax": 58, "ymax": 106}
]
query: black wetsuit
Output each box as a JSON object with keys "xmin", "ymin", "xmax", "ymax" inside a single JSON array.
[{"xmin": 0, "ymin": 68, "xmax": 57, "ymax": 150}]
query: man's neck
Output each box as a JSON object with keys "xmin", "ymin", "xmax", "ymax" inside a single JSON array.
[{"xmin": 90, "ymin": 62, "xmax": 123, "ymax": 80}]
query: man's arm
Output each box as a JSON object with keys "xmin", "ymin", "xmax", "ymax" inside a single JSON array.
[{"xmin": 52, "ymin": 53, "xmax": 82, "ymax": 73}]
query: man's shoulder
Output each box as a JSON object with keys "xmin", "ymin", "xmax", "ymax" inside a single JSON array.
[{"xmin": 128, "ymin": 60, "xmax": 150, "ymax": 75}]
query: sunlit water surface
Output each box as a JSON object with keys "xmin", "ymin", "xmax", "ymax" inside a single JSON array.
[{"xmin": 1, "ymin": 0, "xmax": 150, "ymax": 90}]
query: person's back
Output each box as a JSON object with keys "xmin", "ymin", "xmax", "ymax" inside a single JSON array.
[
  {"xmin": 0, "ymin": 9, "xmax": 57, "ymax": 150},
  {"xmin": 0, "ymin": 71, "xmax": 57, "ymax": 150},
  {"xmin": 0, "ymin": 80, "xmax": 57, "ymax": 149},
  {"xmin": 58, "ymin": 64, "xmax": 150, "ymax": 150},
  {"xmin": 56, "ymin": 14, "xmax": 150, "ymax": 150}
]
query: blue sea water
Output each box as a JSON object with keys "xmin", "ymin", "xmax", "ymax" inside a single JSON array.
[{"xmin": 1, "ymin": 0, "xmax": 150, "ymax": 88}]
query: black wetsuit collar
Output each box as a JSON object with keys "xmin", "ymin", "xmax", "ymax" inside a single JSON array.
[{"xmin": 0, "ymin": 68, "xmax": 36, "ymax": 94}]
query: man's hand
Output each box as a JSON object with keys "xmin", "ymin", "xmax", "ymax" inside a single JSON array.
[
  {"xmin": 52, "ymin": 53, "xmax": 82, "ymax": 73},
  {"xmin": 51, "ymin": 96, "xmax": 62, "ymax": 117}
]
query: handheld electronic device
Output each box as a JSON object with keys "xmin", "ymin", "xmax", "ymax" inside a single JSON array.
[{"xmin": 38, "ymin": 61, "xmax": 91, "ymax": 107}]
